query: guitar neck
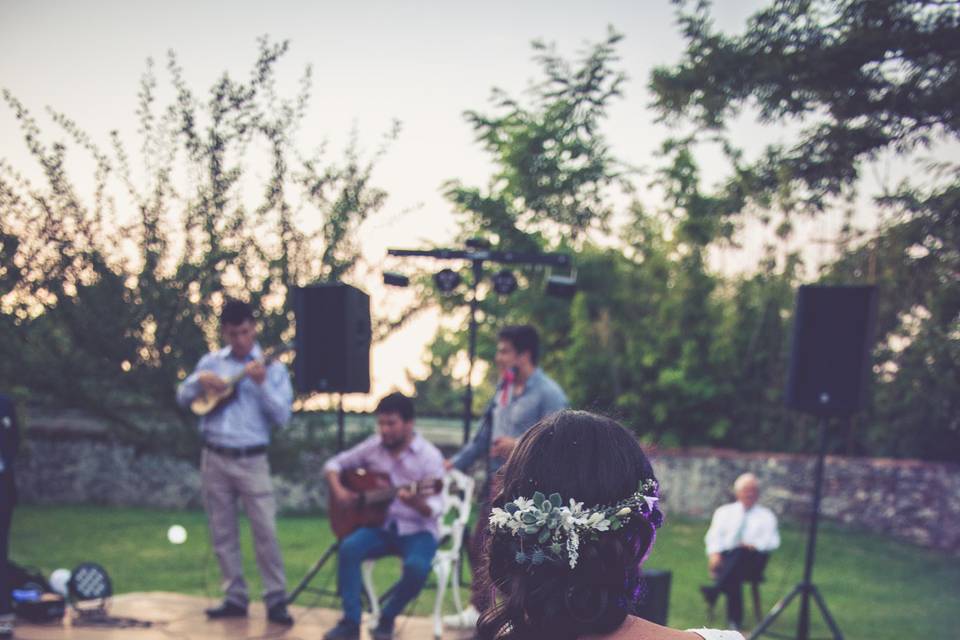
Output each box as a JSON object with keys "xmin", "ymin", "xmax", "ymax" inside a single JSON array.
[
  {"xmin": 225, "ymin": 343, "xmax": 292, "ymax": 385},
  {"xmin": 363, "ymin": 484, "xmax": 407, "ymax": 505},
  {"xmin": 363, "ymin": 480, "xmax": 436, "ymax": 505}
]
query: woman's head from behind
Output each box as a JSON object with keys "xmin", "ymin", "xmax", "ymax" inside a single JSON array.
[{"xmin": 478, "ymin": 410, "xmax": 661, "ymax": 640}]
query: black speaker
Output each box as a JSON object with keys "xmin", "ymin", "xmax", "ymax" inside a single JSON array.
[
  {"xmin": 635, "ymin": 569, "xmax": 671, "ymax": 625},
  {"xmin": 785, "ymin": 285, "xmax": 877, "ymax": 416},
  {"xmin": 292, "ymin": 284, "xmax": 371, "ymax": 394}
]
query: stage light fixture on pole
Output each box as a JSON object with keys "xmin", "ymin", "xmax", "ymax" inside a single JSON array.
[
  {"xmin": 383, "ymin": 272, "xmax": 410, "ymax": 287},
  {"xmin": 492, "ymin": 269, "xmax": 518, "ymax": 295},
  {"xmin": 546, "ymin": 268, "xmax": 577, "ymax": 298},
  {"xmin": 434, "ymin": 268, "xmax": 462, "ymax": 293},
  {"xmin": 386, "ymin": 242, "xmax": 571, "ymax": 444}
]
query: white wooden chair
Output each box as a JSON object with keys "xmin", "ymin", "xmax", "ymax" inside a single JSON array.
[{"xmin": 361, "ymin": 468, "xmax": 475, "ymax": 639}]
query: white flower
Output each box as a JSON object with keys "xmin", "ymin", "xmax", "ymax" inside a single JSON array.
[
  {"xmin": 512, "ymin": 497, "xmax": 535, "ymax": 511},
  {"xmin": 566, "ymin": 529, "xmax": 580, "ymax": 568},
  {"xmin": 585, "ymin": 511, "xmax": 609, "ymax": 531},
  {"xmin": 615, "ymin": 507, "xmax": 632, "ymax": 517},
  {"xmin": 489, "ymin": 508, "xmax": 512, "ymax": 528},
  {"xmin": 644, "ymin": 496, "xmax": 659, "ymax": 511}
]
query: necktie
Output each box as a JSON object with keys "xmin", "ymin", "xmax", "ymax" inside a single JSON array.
[{"xmin": 732, "ymin": 508, "xmax": 748, "ymax": 547}]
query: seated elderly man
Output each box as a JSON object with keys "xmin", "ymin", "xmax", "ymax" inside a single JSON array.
[{"xmin": 701, "ymin": 473, "xmax": 780, "ymax": 630}]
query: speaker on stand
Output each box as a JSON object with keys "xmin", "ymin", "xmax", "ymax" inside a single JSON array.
[
  {"xmin": 291, "ymin": 283, "xmax": 371, "ymax": 450},
  {"xmin": 750, "ymin": 285, "xmax": 877, "ymax": 640},
  {"xmin": 288, "ymin": 283, "xmax": 372, "ymax": 606}
]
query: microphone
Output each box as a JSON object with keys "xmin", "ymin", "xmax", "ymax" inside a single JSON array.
[{"xmin": 499, "ymin": 368, "xmax": 516, "ymax": 406}]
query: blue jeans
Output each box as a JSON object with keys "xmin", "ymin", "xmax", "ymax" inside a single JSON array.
[{"xmin": 337, "ymin": 525, "xmax": 438, "ymax": 625}]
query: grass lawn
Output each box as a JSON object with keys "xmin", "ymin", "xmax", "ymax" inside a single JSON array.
[{"xmin": 10, "ymin": 505, "xmax": 959, "ymax": 639}]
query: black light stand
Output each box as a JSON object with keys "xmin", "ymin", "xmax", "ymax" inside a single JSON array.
[
  {"xmin": 386, "ymin": 243, "xmax": 571, "ymax": 444},
  {"xmin": 748, "ymin": 417, "xmax": 843, "ymax": 640},
  {"xmin": 287, "ymin": 541, "xmax": 340, "ymax": 605}
]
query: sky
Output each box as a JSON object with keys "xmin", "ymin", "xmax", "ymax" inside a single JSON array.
[{"xmin": 3, "ymin": 0, "xmax": 955, "ymax": 408}]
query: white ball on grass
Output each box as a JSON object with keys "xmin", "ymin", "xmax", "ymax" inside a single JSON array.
[
  {"xmin": 167, "ymin": 524, "xmax": 188, "ymax": 545},
  {"xmin": 49, "ymin": 568, "xmax": 71, "ymax": 596}
]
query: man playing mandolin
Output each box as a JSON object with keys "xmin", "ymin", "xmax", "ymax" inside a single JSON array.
[
  {"xmin": 176, "ymin": 298, "xmax": 294, "ymax": 626},
  {"xmin": 322, "ymin": 392, "xmax": 445, "ymax": 640}
]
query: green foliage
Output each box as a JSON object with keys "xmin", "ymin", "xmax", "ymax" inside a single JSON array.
[
  {"xmin": 0, "ymin": 38, "xmax": 394, "ymax": 448},
  {"xmin": 407, "ymin": 328, "xmax": 471, "ymax": 417},
  {"xmin": 651, "ymin": 0, "xmax": 960, "ymax": 209},
  {"xmin": 445, "ymin": 27, "xmax": 632, "ymax": 244},
  {"xmin": 411, "ymin": 15, "xmax": 958, "ymax": 460},
  {"xmin": 647, "ymin": 0, "xmax": 960, "ymax": 459},
  {"xmin": 825, "ymin": 177, "xmax": 960, "ymax": 460}
]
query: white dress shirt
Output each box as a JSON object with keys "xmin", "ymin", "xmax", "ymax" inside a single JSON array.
[
  {"xmin": 688, "ymin": 630, "xmax": 745, "ymax": 640},
  {"xmin": 705, "ymin": 501, "xmax": 780, "ymax": 555}
]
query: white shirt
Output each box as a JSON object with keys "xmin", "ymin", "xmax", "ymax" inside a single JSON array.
[
  {"xmin": 688, "ymin": 630, "xmax": 745, "ymax": 640},
  {"xmin": 704, "ymin": 501, "xmax": 780, "ymax": 555}
]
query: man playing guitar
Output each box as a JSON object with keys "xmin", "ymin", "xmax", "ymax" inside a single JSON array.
[
  {"xmin": 175, "ymin": 299, "xmax": 294, "ymax": 625},
  {"xmin": 322, "ymin": 392, "xmax": 445, "ymax": 640}
]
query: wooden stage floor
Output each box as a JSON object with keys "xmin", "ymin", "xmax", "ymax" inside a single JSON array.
[{"xmin": 13, "ymin": 592, "xmax": 475, "ymax": 639}]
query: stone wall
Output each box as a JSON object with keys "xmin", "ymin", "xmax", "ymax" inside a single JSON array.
[
  {"xmin": 17, "ymin": 434, "xmax": 331, "ymax": 513},
  {"xmin": 15, "ymin": 432, "xmax": 960, "ymax": 554},
  {"xmin": 651, "ymin": 447, "xmax": 960, "ymax": 554}
]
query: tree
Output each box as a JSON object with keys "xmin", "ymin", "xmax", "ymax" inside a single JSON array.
[
  {"xmin": 403, "ymin": 30, "xmax": 635, "ymax": 414},
  {"xmin": 445, "ymin": 27, "xmax": 633, "ymax": 246},
  {"xmin": 651, "ymin": 0, "xmax": 960, "ymax": 209},
  {"xmin": 652, "ymin": 0, "xmax": 960, "ymax": 460},
  {"xmin": 824, "ymin": 177, "xmax": 959, "ymax": 460},
  {"xmin": 0, "ymin": 38, "xmax": 394, "ymax": 450}
]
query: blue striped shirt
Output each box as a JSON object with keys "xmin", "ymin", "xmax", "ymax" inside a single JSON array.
[{"xmin": 176, "ymin": 344, "xmax": 293, "ymax": 448}]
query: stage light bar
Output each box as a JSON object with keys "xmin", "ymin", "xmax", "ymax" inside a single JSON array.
[
  {"xmin": 546, "ymin": 273, "xmax": 577, "ymax": 298},
  {"xmin": 383, "ymin": 272, "xmax": 410, "ymax": 287},
  {"xmin": 492, "ymin": 269, "xmax": 518, "ymax": 295},
  {"xmin": 434, "ymin": 268, "xmax": 461, "ymax": 293}
]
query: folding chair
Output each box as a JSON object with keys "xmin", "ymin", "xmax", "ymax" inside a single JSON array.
[{"xmin": 362, "ymin": 468, "xmax": 475, "ymax": 639}]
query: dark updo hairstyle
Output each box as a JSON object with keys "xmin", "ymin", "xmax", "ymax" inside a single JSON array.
[{"xmin": 477, "ymin": 410, "xmax": 659, "ymax": 640}]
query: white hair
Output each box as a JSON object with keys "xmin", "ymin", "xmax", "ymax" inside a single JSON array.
[{"xmin": 733, "ymin": 472, "xmax": 759, "ymax": 493}]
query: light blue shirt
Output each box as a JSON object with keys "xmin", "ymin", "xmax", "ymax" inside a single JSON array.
[
  {"xmin": 452, "ymin": 368, "xmax": 568, "ymax": 477},
  {"xmin": 176, "ymin": 343, "xmax": 293, "ymax": 448}
]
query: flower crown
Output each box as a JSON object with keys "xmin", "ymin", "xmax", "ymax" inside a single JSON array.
[{"xmin": 488, "ymin": 478, "xmax": 663, "ymax": 569}]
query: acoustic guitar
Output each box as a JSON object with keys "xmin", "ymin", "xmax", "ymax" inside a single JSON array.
[
  {"xmin": 329, "ymin": 468, "xmax": 444, "ymax": 540},
  {"xmin": 189, "ymin": 342, "xmax": 294, "ymax": 416}
]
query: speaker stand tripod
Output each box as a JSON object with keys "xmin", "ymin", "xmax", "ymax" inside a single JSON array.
[
  {"xmin": 287, "ymin": 541, "xmax": 340, "ymax": 605},
  {"xmin": 749, "ymin": 419, "xmax": 843, "ymax": 640}
]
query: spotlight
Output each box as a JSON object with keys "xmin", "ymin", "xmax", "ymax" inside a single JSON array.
[
  {"xmin": 68, "ymin": 562, "xmax": 112, "ymax": 612},
  {"xmin": 383, "ymin": 272, "xmax": 410, "ymax": 287},
  {"xmin": 492, "ymin": 269, "xmax": 518, "ymax": 295},
  {"xmin": 434, "ymin": 268, "xmax": 461, "ymax": 293},
  {"xmin": 465, "ymin": 237, "xmax": 491, "ymax": 250},
  {"xmin": 546, "ymin": 271, "xmax": 577, "ymax": 298}
]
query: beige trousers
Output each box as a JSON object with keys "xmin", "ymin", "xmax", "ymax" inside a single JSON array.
[{"xmin": 201, "ymin": 449, "xmax": 286, "ymax": 607}]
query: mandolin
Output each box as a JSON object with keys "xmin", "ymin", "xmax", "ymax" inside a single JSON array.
[
  {"xmin": 189, "ymin": 342, "xmax": 294, "ymax": 416},
  {"xmin": 329, "ymin": 468, "xmax": 444, "ymax": 540}
]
